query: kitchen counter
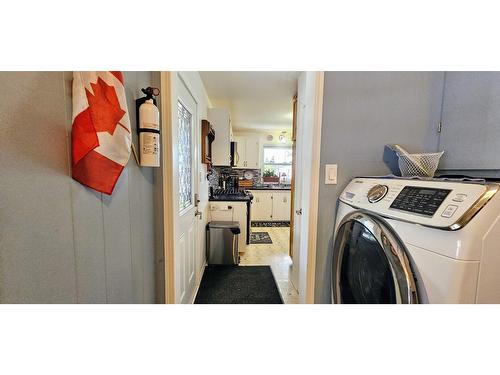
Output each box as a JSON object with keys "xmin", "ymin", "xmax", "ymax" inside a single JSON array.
[
  {"xmin": 248, "ymin": 186, "xmax": 291, "ymax": 190},
  {"xmin": 209, "ymin": 192, "xmax": 253, "ymax": 201}
]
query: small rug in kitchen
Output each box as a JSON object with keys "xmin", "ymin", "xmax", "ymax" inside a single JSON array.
[
  {"xmin": 251, "ymin": 220, "xmax": 290, "ymax": 227},
  {"xmin": 250, "ymin": 231, "xmax": 273, "ymax": 244},
  {"xmin": 194, "ymin": 266, "xmax": 284, "ymax": 304}
]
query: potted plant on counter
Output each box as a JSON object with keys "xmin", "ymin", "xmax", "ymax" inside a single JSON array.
[{"xmin": 262, "ymin": 168, "xmax": 279, "ymax": 183}]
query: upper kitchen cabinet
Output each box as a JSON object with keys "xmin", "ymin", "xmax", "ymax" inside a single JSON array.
[
  {"xmin": 208, "ymin": 108, "xmax": 232, "ymax": 166},
  {"xmin": 440, "ymin": 72, "xmax": 500, "ymax": 171},
  {"xmin": 233, "ymin": 135, "xmax": 260, "ymax": 169}
]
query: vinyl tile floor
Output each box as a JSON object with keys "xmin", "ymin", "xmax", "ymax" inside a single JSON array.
[{"xmin": 240, "ymin": 227, "xmax": 299, "ymax": 304}]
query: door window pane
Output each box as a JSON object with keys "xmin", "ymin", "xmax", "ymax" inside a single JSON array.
[
  {"xmin": 178, "ymin": 101, "xmax": 193, "ymax": 212},
  {"xmin": 337, "ymin": 221, "xmax": 396, "ymax": 303}
]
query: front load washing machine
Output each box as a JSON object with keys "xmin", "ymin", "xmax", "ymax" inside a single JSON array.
[{"xmin": 332, "ymin": 177, "xmax": 500, "ymax": 303}]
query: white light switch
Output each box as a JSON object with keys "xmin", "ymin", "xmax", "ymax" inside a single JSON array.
[{"xmin": 325, "ymin": 164, "xmax": 337, "ymax": 184}]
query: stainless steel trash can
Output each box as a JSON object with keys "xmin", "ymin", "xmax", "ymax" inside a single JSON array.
[{"xmin": 206, "ymin": 221, "xmax": 241, "ymax": 265}]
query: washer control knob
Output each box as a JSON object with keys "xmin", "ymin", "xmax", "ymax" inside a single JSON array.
[{"xmin": 367, "ymin": 184, "xmax": 389, "ymax": 203}]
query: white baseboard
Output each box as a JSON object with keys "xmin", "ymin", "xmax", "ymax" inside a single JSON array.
[{"xmin": 189, "ymin": 263, "xmax": 206, "ymax": 304}]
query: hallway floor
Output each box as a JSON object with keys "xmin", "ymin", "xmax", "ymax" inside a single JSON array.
[{"xmin": 240, "ymin": 226, "xmax": 299, "ymax": 304}]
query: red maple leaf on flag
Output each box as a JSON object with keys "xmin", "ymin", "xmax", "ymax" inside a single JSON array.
[{"xmin": 85, "ymin": 77, "xmax": 126, "ymax": 135}]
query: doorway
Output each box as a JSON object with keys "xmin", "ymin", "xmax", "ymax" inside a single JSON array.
[{"xmin": 160, "ymin": 71, "xmax": 323, "ymax": 304}]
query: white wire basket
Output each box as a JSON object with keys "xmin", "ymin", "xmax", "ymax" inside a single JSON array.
[{"xmin": 397, "ymin": 150, "xmax": 444, "ymax": 177}]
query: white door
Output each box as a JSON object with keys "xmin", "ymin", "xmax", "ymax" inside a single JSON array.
[
  {"xmin": 291, "ymin": 76, "xmax": 305, "ymax": 291},
  {"xmin": 245, "ymin": 137, "xmax": 260, "ymax": 169},
  {"xmin": 173, "ymin": 75, "xmax": 199, "ymax": 304},
  {"xmin": 291, "ymin": 72, "xmax": 318, "ymax": 302}
]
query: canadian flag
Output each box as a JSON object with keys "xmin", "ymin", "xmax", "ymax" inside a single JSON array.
[{"xmin": 71, "ymin": 71, "xmax": 131, "ymax": 195}]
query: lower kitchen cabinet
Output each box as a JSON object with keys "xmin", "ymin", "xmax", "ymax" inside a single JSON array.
[
  {"xmin": 250, "ymin": 191, "xmax": 273, "ymax": 220},
  {"xmin": 272, "ymin": 191, "xmax": 291, "ymax": 221},
  {"xmin": 208, "ymin": 201, "xmax": 248, "ymax": 252},
  {"xmin": 249, "ymin": 190, "xmax": 291, "ymax": 221}
]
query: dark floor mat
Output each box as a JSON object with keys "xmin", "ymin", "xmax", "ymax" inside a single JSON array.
[
  {"xmin": 194, "ymin": 265, "xmax": 283, "ymax": 304},
  {"xmin": 250, "ymin": 231, "xmax": 273, "ymax": 244}
]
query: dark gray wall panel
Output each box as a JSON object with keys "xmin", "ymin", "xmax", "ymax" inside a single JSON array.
[
  {"xmin": 124, "ymin": 71, "xmax": 156, "ymax": 303},
  {"xmin": 102, "ymin": 171, "xmax": 134, "ymax": 303},
  {"xmin": 71, "ymin": 181, "xmax": 107, "ymax": 303},
  {"xmin": 0, "ymin": 71, "xmax": 158, "ymax": 303},
  {"xmin": 440, "ymin": 72, "xmax": 500, "ymax": 170},
  {"xmin": 315, "ymin": 72, "xmax": 444, "ymax": 303},
  {"xmin": 0, "ymin": 72, "xmax": 77, "ymax": 303}
]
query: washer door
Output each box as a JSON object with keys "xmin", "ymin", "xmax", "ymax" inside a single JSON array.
[{"xmin": 332, "ymin": 211, "xmax": 419, "ymax": 304}]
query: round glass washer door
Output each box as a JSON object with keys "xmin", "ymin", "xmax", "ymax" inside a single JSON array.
[{"xmin": 332, "ymin": 210, "xmax": 419, "ymax": 304}]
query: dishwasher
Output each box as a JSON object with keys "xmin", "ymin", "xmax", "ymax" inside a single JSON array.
[{"xmin": 206, "ymin": 221, "xmax": 241, "ymax": 265}]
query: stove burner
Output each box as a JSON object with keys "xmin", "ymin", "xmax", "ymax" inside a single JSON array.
[{"xmin": 213, "ymin": 188, "xmax": 245, "ymax": 196}]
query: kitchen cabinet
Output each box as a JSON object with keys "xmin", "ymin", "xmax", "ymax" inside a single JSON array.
[
  {"xmin": 208, "ymin": 108, "xmax": 232, "ymax": 166},
  {"xmin": 439, "ymin": 72, "xmax": 500, "ymax": 171},
  {"xmin": 233, "ymin": 136, "xmax": 260, "ymax": 169},
  {"xmin": 250, "ymin": 191, "xmax": 273, "ymax": 220},
  {"xmin": 272, "ymin": 191, "xmax": 291, "ymax": 221},
  {"xmin": 249, "ymin": 190, "xmax": 291, "ymax": 221},
  {"xmin": 208, "ymin": 201, "xmax": 248, "ymax": 252}
]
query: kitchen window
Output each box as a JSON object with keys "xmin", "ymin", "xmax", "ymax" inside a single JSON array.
[{"xmin": 263, "ymin": 146, "xmax": 292, "ymax": 183}]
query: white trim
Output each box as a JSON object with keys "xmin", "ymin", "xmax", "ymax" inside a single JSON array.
[
  {"xmin": 305, "ymin": 71, "xmax": 324, "ymax": 304},
  {"xmin": 189, "ymin": 263, "xmax": 206, "ymax": 304},
  {"xmin": 159, "ymin": 71, "xmax": 175, "ymax": 303}
]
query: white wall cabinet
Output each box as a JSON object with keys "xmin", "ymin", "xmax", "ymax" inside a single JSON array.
[
  {"xmin": 234, "ymin": 136, "xmax": 260, "ymax": 169},
  {"xmin": 208, "ymin": 108, "xmax": 232, "ymax": 166},
  {"xmin": 249, "ymin": 190, "xmax": 291, "ymax": 221}
]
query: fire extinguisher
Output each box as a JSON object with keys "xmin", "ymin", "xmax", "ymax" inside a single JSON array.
[{"xmin": 136, "ymin": 87, "xmax": 160, "ymax": 167}]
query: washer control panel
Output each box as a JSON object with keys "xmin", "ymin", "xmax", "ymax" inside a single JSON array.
[
  {"xmin": 389, "ymin": 186, "xmax": 451, "ymax": 216},
  {"xmin": 339, "ymin": 177, "xmax": 496, "ymax": 229}
]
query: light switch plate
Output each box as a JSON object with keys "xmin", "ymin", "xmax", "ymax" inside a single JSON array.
[{"xmin": 325, "ymin": 164, "xmax": 338, "ymax": 184}]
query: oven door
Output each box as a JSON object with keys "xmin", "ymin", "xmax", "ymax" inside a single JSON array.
[{"xmin": 332, "ymin": 210, "xmax": 419, "ymax": 304}]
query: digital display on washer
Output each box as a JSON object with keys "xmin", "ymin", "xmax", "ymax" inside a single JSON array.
[{"xmin": 390, "ymin": 186, "xmax": 451, "ymax": 216}]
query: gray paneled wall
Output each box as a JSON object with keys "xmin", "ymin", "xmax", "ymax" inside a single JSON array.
[
  {"xmin": 314, "ymin": 72, "xmax": 444, "ymax": 303},
  {"xmin": 439, "ymin": 72, "xmax": 500, "ymax": 172},
  {"xmin": 0, "ymin": 71, "xmax": 159, "ymax": 303}
]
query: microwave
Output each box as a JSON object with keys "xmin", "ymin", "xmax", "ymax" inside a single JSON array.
[{"xmin": 230, "ymin": 141, "xmax": 237, "ymax": 167}]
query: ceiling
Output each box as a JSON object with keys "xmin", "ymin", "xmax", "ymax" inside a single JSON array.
[{"xmin": 200, "ymin": 72, "xmax": 299, "ymax": 132}]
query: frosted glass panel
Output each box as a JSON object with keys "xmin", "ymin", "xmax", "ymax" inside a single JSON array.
[{"xmin": 178, "ymin": 101, "xmax": 193, "ymax": 212}]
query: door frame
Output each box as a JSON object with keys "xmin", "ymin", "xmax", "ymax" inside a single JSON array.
[
  {"xmin": 158, "ymin": 71, "xmax": 324, "ymax": 304},
  {"xmin": 293, "ymin": 71, "xmax": 324, "ymax": 304},
  {"xmin": 157, "ymin": 71, "xmax": 175, "ymax": 303}
]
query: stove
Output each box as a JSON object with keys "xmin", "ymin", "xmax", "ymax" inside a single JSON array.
[
  {"xmin": 209, "ymin": 187, "xmax": 253, "ymax": 202},
  {"xmin": 209, "ymin": 187, "xmax": 253, "ymax": 246}
]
